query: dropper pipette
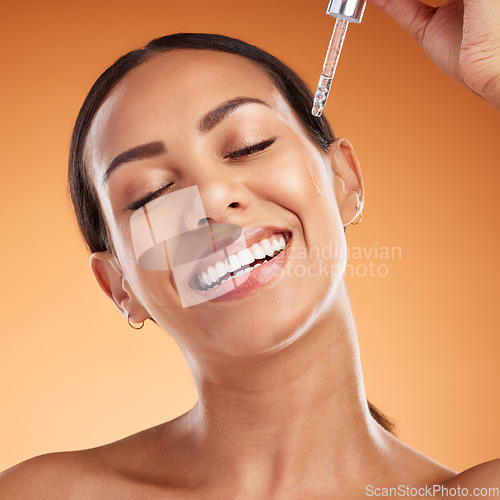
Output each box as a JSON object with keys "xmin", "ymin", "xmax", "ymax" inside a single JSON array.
[
  {"xmin": 311, "ymin": 18, "xmax": 349, "ymax": 117},
  {"xmin": 311, "ymin": 0, "xmax": 367, "ymax": 118}
]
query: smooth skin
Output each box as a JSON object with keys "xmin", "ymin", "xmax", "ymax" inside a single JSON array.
[{"xmin": 1, "ymin": 1, "xmax": 499, "ymax": 498}]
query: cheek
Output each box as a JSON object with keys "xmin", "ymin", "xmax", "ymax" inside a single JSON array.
[
  {"xmin": 110, "ymin": 217, "xmax": 137, "ymax": 268},
  {"xmin": 104, "ymin": 213, "xmax": 179, "ymax": 307},
  {"xmin": 252, "ymin": 146, "xmax": 338, "ymax": 220},
  {"xmin": 259, "ymin": 146, "xmax": 347, "ymax": 267}
]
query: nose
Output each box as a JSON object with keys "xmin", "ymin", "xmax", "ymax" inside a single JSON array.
[{"xmin": 184, "ymin": 169, "xmax": 251, "ymax": 229}]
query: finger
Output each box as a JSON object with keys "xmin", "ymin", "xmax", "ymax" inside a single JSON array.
[{"xmin": 368, "ymin": 0, "xmax": 438, "ymax": 45}]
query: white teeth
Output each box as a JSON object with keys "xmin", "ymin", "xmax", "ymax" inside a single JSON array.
[
  {"xmin": 196, "ymin": 233, "xmax": 289, "ymax": 290},
  {"xmin": 250, "ymin": 242, "xmax": 266, "ymax": 260},
  {"xmin": 201, "ymin": 271, "xmax": 212, "ymax": 287},
  {"xmin": 260, "ymin": 238, "xmax": 274, "ymax": 257},
  {"xmin": 225, "ymin": 254, "xmax": 240, "ymax": 272},
  {"xmin": 215, "ymin": 261, "xmax": 228, "ymax": 278},
  {"xmin": 207, "ymin": 266, "xmax": 218, "ymax": 282},
  {"xmin": 237, "ymin": 248, "xmax": 255, "ymax": 266}
]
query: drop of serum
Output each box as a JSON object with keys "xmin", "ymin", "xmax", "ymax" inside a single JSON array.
[
  {"xmin": 306, "ymin": 161, "xmax": 322, "ymax": 196},
  {"xmin": 311, "ymin": 18, "xmax": 349, "ymax": 117}
]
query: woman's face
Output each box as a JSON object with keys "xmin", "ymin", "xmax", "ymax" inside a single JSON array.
[{"xmin": 86, "ymin": 50, "xmax": 360, "ymax": 361}]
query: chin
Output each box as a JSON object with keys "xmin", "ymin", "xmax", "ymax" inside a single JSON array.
[{"xmin": 205, "ymin": 273, "xmax": 342, "ymax": 360}]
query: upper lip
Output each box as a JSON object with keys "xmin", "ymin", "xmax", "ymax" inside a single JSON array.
[{"xmin": 186, "ymin": 224, "xmax": 292, "ymax": 289}]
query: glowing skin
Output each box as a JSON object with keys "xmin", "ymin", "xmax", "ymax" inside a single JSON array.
[
  {"xmin": 3, "ymin": 0, "xmax": 500, "ymax": 494},
  {"xmin": 79, "ymin": 51, "xmax": 456, "ymax": 496},
  {"xmin": 86, "ymin": 50, "xmax": 358, "ymax": 359}
]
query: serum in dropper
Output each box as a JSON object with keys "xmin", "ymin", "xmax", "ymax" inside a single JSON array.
[{"xmin": 311, "ymin": 0, "xmax": 367, "ymax": 117}]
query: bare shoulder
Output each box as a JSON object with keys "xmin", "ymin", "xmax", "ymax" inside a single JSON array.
[
  {"xmin": 0, "ymin": 451, "xmax": 96, "ymax": 500},
  {"xmin": 441, "ymin": 459, "xmax": 500, "ymax": 495},
  {"xmin": 0, "ymin": 419, "xmax": 187, "ymax": 499}
]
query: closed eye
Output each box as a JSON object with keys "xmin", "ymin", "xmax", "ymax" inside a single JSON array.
[
  {"xmin": 225, "ymin": 138, "xmax": 276, "ymax": 159},
  {"xmin": 125, "ymin": 138, "xmax": 276, "ymax": 212},
  {"xmin": 126, "ymin": 182, "xmax": 174, "ymax": 211}
]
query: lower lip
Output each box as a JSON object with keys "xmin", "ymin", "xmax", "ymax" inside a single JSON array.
[{"xmin": 190, "ymin": 239, "xmax": 291, "ymax": 303}]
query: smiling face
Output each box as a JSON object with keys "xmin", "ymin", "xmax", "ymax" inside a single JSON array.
[{"xmin": 86, "ymin": 49, "xmax": 363, "ymax": 361}]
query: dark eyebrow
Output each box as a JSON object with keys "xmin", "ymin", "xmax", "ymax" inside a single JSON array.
[
  {"xmin": 198, "ymin": 97, "xmax": 271, "ymax": 133},
  {"xmin": 102, "ymin": 97, "xmax": 270, "ymax": 185},
  {"xmin": 102, "ymin": 141, "xmax": 166, "ymax": 186}
]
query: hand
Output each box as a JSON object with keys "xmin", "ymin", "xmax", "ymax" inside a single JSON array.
[{"xmin": 369, "ymin": 0, "xmax": 500, "ymax": 110}]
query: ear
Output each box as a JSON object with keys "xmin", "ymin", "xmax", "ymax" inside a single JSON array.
[
  {"xmin": 328, "ymin": 138, "xmax": 364, "ymax": 226},
  {"xmin": 89, "ymin": 251, "xmax": 150, "ymax": 324}
]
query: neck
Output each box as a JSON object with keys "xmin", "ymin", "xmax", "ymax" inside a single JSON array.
[{"xmin": 179, "ymin": 280, "xmax": 389, "ymax": 495}]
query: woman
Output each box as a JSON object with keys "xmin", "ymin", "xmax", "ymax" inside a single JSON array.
[{"xmin": 1, "ymin": 0, "xmax": 499, "ymax": 497}]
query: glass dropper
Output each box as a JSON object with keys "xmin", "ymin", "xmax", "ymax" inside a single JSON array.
[
  {"xmin": 311, "ymin": 18, "xmax": 349, "ymax": 117},
  {"xmin": 311, "ymin": 0, "xmax": 367, "ymax": 118}
]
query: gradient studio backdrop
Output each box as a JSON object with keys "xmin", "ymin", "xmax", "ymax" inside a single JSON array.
[{"xmin": 1, "ymin": 0, "xmax": 499, "ymax": 473}]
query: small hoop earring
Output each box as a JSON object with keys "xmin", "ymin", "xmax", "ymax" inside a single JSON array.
[
  {"xmin": 351, "ymin": 211, "xmax": 363, "ymax": 225},
  {"xmin": 127, "ymin": 314, "xmax": 145, "ymax": 330}
]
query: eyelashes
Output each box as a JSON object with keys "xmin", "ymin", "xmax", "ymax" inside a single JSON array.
[
  {"xmin": 126, "ymin": 183, "xmax": 174, "ymax": 211},
  {"xmin": 126, "ymin": 137, "xmax": 276, "ymax": 211},
  {"xmin": 224, "ymin": 137, "xmax": 276, "ymax": 159}
]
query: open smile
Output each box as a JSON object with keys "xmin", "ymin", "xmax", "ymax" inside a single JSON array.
[{"xmin": 188, "ymin": 228, "xmax": 292, "ymax": 302}]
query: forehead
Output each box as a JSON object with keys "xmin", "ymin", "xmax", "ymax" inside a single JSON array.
[{"xmin": 85, "ymin": 50, "xmax": 289, "ymax": 185}]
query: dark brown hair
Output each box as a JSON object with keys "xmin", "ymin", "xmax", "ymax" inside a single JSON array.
[{"xmin": 68, "ymin": 32, "xmax": 395, "ymax": 434}]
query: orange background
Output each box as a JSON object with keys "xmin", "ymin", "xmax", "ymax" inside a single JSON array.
[{"xmin": 1, "ymin": 0, "xmax": 499, "ymax": 474}]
